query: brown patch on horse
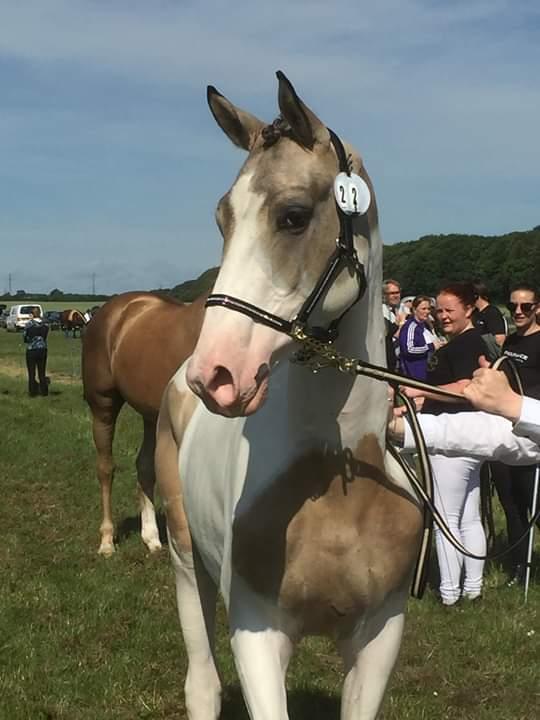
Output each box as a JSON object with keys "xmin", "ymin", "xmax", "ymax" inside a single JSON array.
[
  {"xmin": 156, "ymin": 379, "xmax": 199, "ymax": 555},
  {"xmin": 232, "ymin": 434, "xmax": 422, "ymax": 635}
]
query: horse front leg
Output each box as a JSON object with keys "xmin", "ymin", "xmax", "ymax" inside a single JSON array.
[
  {"xmin": 336, "ymin": 591, "xmax": 408, "ymax": 720},
  {"xmin": 229, "ymin": 578, "xmax": 296, "ymax": 720},
  {"xmin": 156, "ymin": 388, "xmax": 221, "ymax": 720},
  {"xmin": 136, "ymin": 418, "xmax": 162, "ymax": 553},
  {"xmin": 170, "ymin": 544, "xmax": 222, "ymax": 720}
]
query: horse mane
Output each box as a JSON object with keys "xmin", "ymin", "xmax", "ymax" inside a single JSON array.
[{"xmin": 261, "ymin": 116, "xmax": 293, "ymax": 148}]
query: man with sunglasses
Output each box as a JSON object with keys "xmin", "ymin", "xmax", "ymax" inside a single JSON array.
[{"xmin": 382, "ymin": 278, "xmax": 408, "ymax": 371}]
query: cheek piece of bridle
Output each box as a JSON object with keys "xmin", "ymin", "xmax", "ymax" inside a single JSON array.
[
  {"xmin": 205, "ymin": 128, "xmax": 367, "ymax": 344},
  {"xmin": 204, "ymin": 129, "xmax": 539, "ymax": 599}
]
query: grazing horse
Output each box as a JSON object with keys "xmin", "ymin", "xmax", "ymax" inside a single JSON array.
[
  {"xmin": 156, "ymin": 72, "xmax": 423, "ymax": 719},
  {"xmin": 82, "ymin": 291, "xmax": 206, "ymax": 555},
  {"xmin": 62, "ymin": 309, "xmax": 87, "ymax": 338}
]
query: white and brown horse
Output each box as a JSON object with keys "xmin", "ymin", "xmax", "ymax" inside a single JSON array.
[
  {"xmin": 82, "ymin": 291, "xmax": 206, "ymax": 555},
  {"xmin": 156, "ymin": 72, "xmax": 422, "ymax": 719},
  {"xmin": 61, "ymin": 308, "xmax": 87, "ymax": 338}
]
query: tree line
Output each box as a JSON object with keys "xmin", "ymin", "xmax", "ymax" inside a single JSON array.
[{"xmin": 382, "ymin": 226, "xmax": 540, "ymax": 302}]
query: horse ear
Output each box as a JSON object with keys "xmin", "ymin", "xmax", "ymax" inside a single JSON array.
[
  {"xmin": 207, "ymin": 86, "xmax": 265, "ymax": 151},
  {"xmin": 276, "ymin": 70, "xmax": 330, "ymax": 149}
]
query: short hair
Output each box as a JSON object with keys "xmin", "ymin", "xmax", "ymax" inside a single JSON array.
[
  {"xmin": 472, "ymin": 280, "xmax": 489, "ymax": 301},
  {"xmin": 437, "ymin": 282, "xmax": 476, "ymax": 308},
  {"xmin": 509, "ymin": 284, "xmax": 539, "ymax": 303},
  {"xmin": 383, "ymin": 279, "xmax": 401, "ymax": 292},
  {"xmin": 412, "ymin": 295, "xmax": 432, "ymax": 310}
]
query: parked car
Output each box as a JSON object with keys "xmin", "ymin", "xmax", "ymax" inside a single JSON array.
[
  {"xmin": 43, "ymin": 310, "xmax": 62, "ymax": 330},
  {"xmin": 5, "ymin": 304, "xmax": 44, "ymax": 332},
  {"xmin": 0, "ymin": 309, "xmax": 9, "ymax": 329}
]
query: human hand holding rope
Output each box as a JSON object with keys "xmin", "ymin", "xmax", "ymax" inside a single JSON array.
[{"xmin": 462, "ymin": 356, "xmax": 523, "ymax": 422}]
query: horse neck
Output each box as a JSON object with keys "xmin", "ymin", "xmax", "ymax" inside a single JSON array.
[{"xmin": 287, "ymin": 228, "xmax": 388, "ymax": 451}]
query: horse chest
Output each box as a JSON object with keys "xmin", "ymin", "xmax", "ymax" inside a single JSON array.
[{"xmin": 231, "ymin": 440, "xmax": 422, "ymax": 634}]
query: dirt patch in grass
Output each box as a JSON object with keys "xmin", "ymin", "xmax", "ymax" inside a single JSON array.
[{"xmin": 0, "ymin": 359, "xmax": 80, "ymax": 385}]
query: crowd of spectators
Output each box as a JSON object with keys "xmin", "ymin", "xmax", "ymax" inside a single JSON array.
[{"xmin": 384, "ymin": 278, "xmax": 540, "ymax": 604}]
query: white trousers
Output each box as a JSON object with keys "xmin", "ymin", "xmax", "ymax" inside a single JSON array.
[{"xmin": 430, "ymin": 454, "xmax": 486, "ymax": 604}]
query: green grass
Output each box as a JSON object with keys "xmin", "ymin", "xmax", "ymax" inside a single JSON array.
[{"xmin": 0, "ymin": 330, "xmax": 538, "ymax": 719}]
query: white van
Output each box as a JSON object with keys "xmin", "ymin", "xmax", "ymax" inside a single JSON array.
[{"xmin": 6, "ymin": 304, "xmax": 44, "ymax": 332}]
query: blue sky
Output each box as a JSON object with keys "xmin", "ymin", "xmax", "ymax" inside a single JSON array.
[{"xmin": 1, "ymin": 0, "xmax": 539, "ymax": 295}]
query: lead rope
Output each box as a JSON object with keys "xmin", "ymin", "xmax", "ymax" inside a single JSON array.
[{"xmin": 291, "ymin": 328, "xmax": 540, "ymax": 598}]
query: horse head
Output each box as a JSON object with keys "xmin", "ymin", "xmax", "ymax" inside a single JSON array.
[{"xmin": 187, "ymin": 71, "xmax": 379, "ymax": 417}]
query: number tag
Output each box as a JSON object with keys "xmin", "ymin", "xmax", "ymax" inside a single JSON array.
[{"xmin": 334, "ymin": 172, "xmax": 371, "ymax": 216}]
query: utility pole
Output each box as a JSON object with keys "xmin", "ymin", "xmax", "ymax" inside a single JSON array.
[
  {"xmin": 8, "ymin": 273, "xmax": 12, "ymax": 295},
  {"xmin": 91, "ymin": 272, "xmax": 96, "ymax": 295}
]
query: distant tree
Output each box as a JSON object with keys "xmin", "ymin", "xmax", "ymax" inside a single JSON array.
[
  {"xmin": 164, "ymin": 267, "xmax": 219, "ymax": 302},
  {"xmin": 49, "ymin": 288, "xmax": 65, "ymax": 298},
  {"xmin": 15, "ymin": 289, "xmax": 26, "ymax": 297}
]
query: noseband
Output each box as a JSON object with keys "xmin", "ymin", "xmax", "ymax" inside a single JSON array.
[{"xmin": 205, "ymin": 129, "xmax": 367, "ymax": 344}]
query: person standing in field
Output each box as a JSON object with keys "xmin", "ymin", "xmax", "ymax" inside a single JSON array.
[
  {"xmin": 471, "ymin": 280, "xmax": 507, "ymax": 359},
  {"xmin": 494, "ymin": 285, "xmax": 540, "ymax": 585},
  {"xmin": 398, "ymin": 295, "xmax": 441, "ymax": 381},
  {"xmin": 382, "ymin": 278, "xmax": 408, "ymax": 371},
  {"xmin": 23, "ymin": 307, "xmax": 49, "ymax": 397},
  {"xmin": 403, "ymin": 283, "xmax": 489, "ymax": 605}
]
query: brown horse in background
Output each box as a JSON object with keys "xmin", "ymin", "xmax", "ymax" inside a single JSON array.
[{"xmin": 82, "ymin": 291, "xmax": 206, "ymax": 555}]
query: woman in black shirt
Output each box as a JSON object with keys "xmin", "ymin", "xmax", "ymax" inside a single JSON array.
[
  {"xmin": 408, "ymin": 283, "xmax": 487, "ymax": 605},
  {"xmin": 493, "ymin": 285, "xmax": 540, "ymax": 585}
]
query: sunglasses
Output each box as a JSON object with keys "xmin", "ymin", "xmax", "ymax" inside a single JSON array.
[{"xmin": 506, "ymin": 302, "xmax": 536, "ymax": 314}]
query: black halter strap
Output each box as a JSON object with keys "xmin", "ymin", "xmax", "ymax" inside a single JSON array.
[{"xmin": 205, "ymin": 128, "xmax": 367, "ymax": 343}]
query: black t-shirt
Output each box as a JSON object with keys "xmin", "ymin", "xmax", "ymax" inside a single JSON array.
[
  {"xmin": 472, "ymin": 304, "xmax": 507, "ymax": 335},
  {"xmin": 502, "ymin": 331, "xmax": 540, "ymax": 399},
  {"xmin": 423, "ymin": 327, "xmax": 486, "ymax": 415}
]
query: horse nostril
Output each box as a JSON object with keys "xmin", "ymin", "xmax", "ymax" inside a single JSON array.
[
  {"xmin": 208, "ymin": 365, "xmax": 234, "ymax": 394},
  {"xmin": 254, "ymin": 363, "xmax": 270, "ymax": 385}
]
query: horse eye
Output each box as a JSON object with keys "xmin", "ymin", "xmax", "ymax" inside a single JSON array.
[{"xmin": 277, "ymin": 207, "xmax": 311, "ymax": 234}]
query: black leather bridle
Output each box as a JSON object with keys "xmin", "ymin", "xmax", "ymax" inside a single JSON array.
[{"xmin": 205, "ymin": 129, "xmax": 367, "ymax": 344}]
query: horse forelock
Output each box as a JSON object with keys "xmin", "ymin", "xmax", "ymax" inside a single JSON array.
[{"xmin": 260, "ymin": 115, "xmax": 293, "ymax": 148}]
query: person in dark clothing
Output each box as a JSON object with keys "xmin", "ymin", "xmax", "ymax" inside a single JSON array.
[
  {"xmin": 23, "ymin": 308, "xmax": 49, "ymax": 397},
  {"xmin": 404, "ymin": 283, "xmax": 489, "ymax": 604},
  {"xmin": 471, "ymin": 280, "xmax": 507, "ymax": 352},
  {"xmin": 382, "ymin": 278, "xmax": 407, "ymax": 371},
  {"xmin": 491, "ymin": 284, "xmax": 540, "ymax": 585}
]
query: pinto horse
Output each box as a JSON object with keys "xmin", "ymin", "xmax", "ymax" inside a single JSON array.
[
  {"xmin": 156, "ymin": 72, "xmax": 423, "ymax": 719},
  {"xmin": 82, "ymin": 291, "xmax": 206, "ymax": 555},
  {"xmin": 62, "ymin": 309, "xmax": 87, "ymax": 338}
]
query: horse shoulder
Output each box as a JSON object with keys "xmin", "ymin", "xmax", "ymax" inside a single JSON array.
[{"xmin": 156, "ymin": 367, "xmax": 198, "ymax": 556}]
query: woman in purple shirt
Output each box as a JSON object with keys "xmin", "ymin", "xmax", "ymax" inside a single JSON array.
[{"xmin": 399, "ymin": 295, "xmax": 439, "ymax": 380}]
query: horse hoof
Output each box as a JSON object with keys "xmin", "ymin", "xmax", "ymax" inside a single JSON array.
[
  {"xmin": 146, "ymin": 539, "xmax": 163, "ymax": 554},
  {"xmin": 98, "ymin": 542, "xmax": 115, "ymax": 557}
]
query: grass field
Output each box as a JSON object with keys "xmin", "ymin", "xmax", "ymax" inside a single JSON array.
[{"xmin": 0, "ymin": 329, "xmax": 538, "ymax": 719}]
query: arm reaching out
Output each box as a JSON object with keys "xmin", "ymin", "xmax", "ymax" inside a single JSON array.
[{"xmin": 462, "ymin": 356, "xmax": 523, "ymax": 422}]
